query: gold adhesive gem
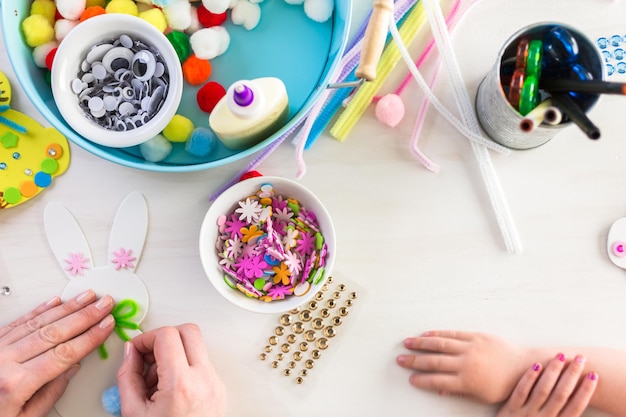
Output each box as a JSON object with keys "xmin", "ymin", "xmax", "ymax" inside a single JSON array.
[
  {"xmin": 332, "ymin": 316, "xmax": 342, "ymax": 326},
  {"xmin": 287, "ymin": 334, "xmax": 297, "ymax": 344},
  {"xmin": 314, "ymin": 291, "xmax": 324, "ymax": 301},
  {"xmin": 277, "ymin": 353, "xmax": 284, "ymax": 361},
  {"xmin": 338, "ymin": 307, "xmax": 349, "ymax": 316},
  {"xmin": 304, "ymin": 329, "xmax": 316, "ymax": 342},
  {"xmin": 350, "ymin": 291, "xmax": 357, "ymax": 299},
  {"xmin": 296, "ymin": 376, "xmax": 304, "ymax": 384},
  {"xmin": 299, "ymin": 341, "xmax": 309, "ymax": 351},
  {"xmin": 333, "ymin": 291, "xmax": 341, "ymax": 299},
  {"xmin": 292, "ymin": 322, "xmax": 305, "ymax": 334},
  {"xmin": 299, "ymin": 310, "xmax": 312, "ymax": 322},
  {"xmin": 281, "ymin": 343, "xmax": 290, "ymax": 353},
  {"xmin": 337, "ymin": 284, "xmax": 346, "ymax": 291},
  {"xmin": 311, "ymin": 350, "xmax": 321, "ymax": 359},
  {"xmin": 288, "ymin": 361, "xmax": 296, "ymax": 369},
  {"xmin": 326, "ymin": 299, "xmax": 336, "ymax": 308},
  {"xmin": 271, "ymin": 361, "xmax": 279, "ymax": 368},
  {"xmin": 283, "ymin": 369, "xmax": 291, "ymax": 376},
  {"xmin": 345, "ymin": 299, "xmax": 354, "ymax": 307},
  {"xmin": 323, "ymin": 326, "xmax": 336, "ymax": 338},
  {"xmin": 321, "ymin": 284, "xmax": 329, "ymax": 291},
  {"xmin": 264, "ymin": 345, "xmax": 272, "ymax": 353},
  {"xmin": 289, "ymin": 308, "xmax": 300, "ymax": 314},
  {"xmin": 269, "ymin": 336, "xmax": 278, "ymax": 345},
  {"xmin": 317, "ymin": 338, "xmax": 329, "ymax": 350},
  {"xmin": 327, "ymin": 276, "xmax": 334, "ymax": 284},
  {"xmin": 308, "ymin": 300, "xmax": 318, "ymax": 310},
  {"xmin": 305, "ymin": 359, "xmax": 315, "ymax": 369},
  {"xmin": 320, "ymin": 308, "xmax": 330, "ymax": 318},
  {"xmin": 280, "ymin": 314, "xmax": 293, "ymax": 326},
  {"xmin": 312, "ymin": 318, "xmax": 324, "ymax": 329},
  {"xmin": 300, "ymin": 369, "xmax": 309, "ymax": 377},
  {"xmin": 275, "ymin": 326, "xmax": 285, "ymax": 336},
  {"xmin": 259, "ymin": 353, "xmax": 267, "ymax": 360},
  {"xmin": 293, "ymin": 351, "xmax": 303, "ymax": 361}
]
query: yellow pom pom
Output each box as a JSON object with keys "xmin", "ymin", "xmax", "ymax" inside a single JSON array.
[
  {"xmin": 105, "ymin": 0, "xmax": 138, "ymax": 16},
  {"xmin": 162, "ymin": 115, "xmax": 194, "ymax": 143},
  {"xmin": 30, "ymin": 0, "xmax": 56, "ymax": 26},
  {"xmin": 86, "ymin": 0, "xmax": 106, "ymax": 7},
  {"xmin": 21, "ymin": 14, "xmax": 55, "ymax": 47},
  {"xmin": 139, "ymin": 8, "xmax": 167, "ymax": 33}
]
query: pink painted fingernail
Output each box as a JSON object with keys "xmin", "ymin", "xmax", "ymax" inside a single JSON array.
[
  {"xmin": 588, "ymin": 371, "xmax": 598, "ymax": 381},
  {"xmin": 575, "ymin": 355, "xmax": 586, "ymax": 365},
  {"xmin": 557, "ymin": 353, "xmax": 566, "ymax": 362},
  {"xmin": 421, "ymin": 331, "xmax": 432, "ymax": 337},
  {"xmin": 532, "ymin": 363, "xmax": 541, "ymax": 372}
]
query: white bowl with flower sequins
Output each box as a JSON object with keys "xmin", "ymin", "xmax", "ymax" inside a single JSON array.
[
  {"xmin": 199, "ymin": 176, "xmax": 336, "ymax": 314},
  {"xmin": 50, "ymin": 14, "xmax": 183, "ymax": 148}
]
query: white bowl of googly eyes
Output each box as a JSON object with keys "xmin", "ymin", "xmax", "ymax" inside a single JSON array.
[
  {"xmin": 199, "ymin": 176, "xmax": 336, "ymax": 314},
  {"xmin": 51, "ymin": 13, "xmax": 183, "ymax": 148}
]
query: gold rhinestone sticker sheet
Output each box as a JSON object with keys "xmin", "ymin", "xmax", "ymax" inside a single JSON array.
[{"xmin": 258, "ymin": 275, "xmax": 361, "ymax": 385}]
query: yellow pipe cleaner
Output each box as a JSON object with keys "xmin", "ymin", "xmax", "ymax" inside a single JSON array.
[{"xmin": 330, "ymin": 1, "xmax": 428, "ymax": 141}]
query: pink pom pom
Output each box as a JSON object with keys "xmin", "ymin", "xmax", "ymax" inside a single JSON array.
[{"xmin": 375, "ymin": 94, "xmax": 405, "ymax": 128}]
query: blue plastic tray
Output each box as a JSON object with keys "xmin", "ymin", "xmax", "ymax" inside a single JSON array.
[{"xmin": 1, "ymin": 0, "xmax": 351, "ymax": 172}]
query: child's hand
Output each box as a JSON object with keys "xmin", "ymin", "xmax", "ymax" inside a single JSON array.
[
  {"xmin": 497, "ymin": 353, "xmax": 598, "ymax": 417},
  {"xmin": 397, "ymin": 331, "xmax": 529, "ymax": 403}
]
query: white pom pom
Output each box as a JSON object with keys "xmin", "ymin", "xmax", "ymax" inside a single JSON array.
[
  {"xmin": 56, "ymin": 0, "xmax": 86, "ymax": 20},
  {"xmin": 284, "ymin": 0, "xmax": 304, "ymax": 4},
  {"xmin": 190, "ymin": 26, "xmax": 230, "ymax": 60},
  {"xmin": 54, "ymin": 19, "xmax": 78, "ymax": 42},
  {"xmin": 163, "ymin": 0, "xmax": 192, "ymax": 30},
  {"xmin": 140, "ymin": 134, "xmax": 172, "ymax": 162},
  {"xmin": 231, "ymin": 1, "xmax": 261, "ymax": 30},
  {"xmin": 202, "ymin": 0, "xmax": 230, "ymax": 13},
  {"xmin": 303, "ymin": 0, "xmax": 333, "ymax": 22},
  {"xmin": 185, "ymin": 6, "xmax": 202, "ymax": 34},
  {"xmin": 32, "ymin": 41, "xmax": 58, "ymax": 68}
]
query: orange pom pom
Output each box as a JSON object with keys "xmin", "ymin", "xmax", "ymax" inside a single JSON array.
[
  {"xmin": 80, "ymin": 6, "xmax": 105, "ymax": 22},
  {"xmin": 182, "ymin": 54, "xmax": 212, "ymax": 86}
]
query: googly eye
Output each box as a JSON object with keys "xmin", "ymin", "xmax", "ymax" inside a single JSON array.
[
  {"xmin": 132, "ymin": 50, "xmax": 156, "ymax": 82},
  {"xmin": 102, "ymin": 47, "xmax": 134, "ymax": 73}
]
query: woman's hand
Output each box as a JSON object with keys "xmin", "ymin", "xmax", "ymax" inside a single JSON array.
[
  {"xmin": 0, "ymin": 290, "xmax": 115, "ymax": 417},
  {"xmin": 117, "ymin": 324, "xmax": 226, "ymax": 417}
]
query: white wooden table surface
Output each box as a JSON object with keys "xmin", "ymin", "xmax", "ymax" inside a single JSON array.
[{"xmin": 1, "ymin": 1, "xmax": 624, "ymax": 416}]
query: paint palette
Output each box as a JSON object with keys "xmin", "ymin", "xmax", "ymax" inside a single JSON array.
[{"xmin": 1, "ymin": 0, "xmax": 351, "ymax": 172}]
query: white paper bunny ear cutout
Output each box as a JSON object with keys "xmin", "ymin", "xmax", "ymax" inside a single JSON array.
[
  {"xmin": 607, "ymin": 217, "xmax": 626, "ymax": 269},
  {"xmin": 44, "ymin": 202, "xmax": 95, "ymax": 278},
  {"xmin": 108, "ymin": 191, "xmax": 148, "ymax": 270}
]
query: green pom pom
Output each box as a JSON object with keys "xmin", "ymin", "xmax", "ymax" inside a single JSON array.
[{"xmin": 166, "ymin": 31, "xmax": 191, "ymax": 63}]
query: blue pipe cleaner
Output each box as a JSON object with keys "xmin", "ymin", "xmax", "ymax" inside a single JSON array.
[{"xmin": 0, "ymin": 105, "xmax": 27, "ymax": 134}]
